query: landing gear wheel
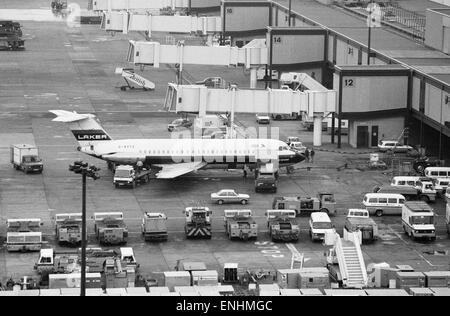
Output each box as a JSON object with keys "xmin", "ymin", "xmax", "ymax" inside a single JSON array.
[
  {"xmin": 375, "ymin": 210, "xmax": 383, "ymax": 217},
  {"xmin": 218, "ymin": 200, "xmax": 224, "ymax": 205},
  {"xmin": 241, "ymin": 200, "xmax": 248, "ymax": 205}
]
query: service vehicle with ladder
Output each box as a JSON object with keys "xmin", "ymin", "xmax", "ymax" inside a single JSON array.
[
  {"xmin": 265, "ymin": 210, "xmax": 300, "ymax": 242},
  {"xmin": 272, "ymin": 192, "xmax": 336, "ymax": 216},
  {"xmin": 223, "ymin": 210, "xmax": 258, "ymax": 241},
  {"xmin": 55, "ymin": 213, "xmax": 82, "ymax": 245},
  {"xmin": 402, "ymin": 201, "xmax": 436, "ymax": 241},
  {"xmin": 6, "ymin": 218, "xmax": 43, "ymax": 252},
  {"xmin": 93, "ymin": 212, "xmax": 128, "ymax": 245},
  {"xmin": 183, "ymin": 207, "xmax": 212, "ymax": 239},
  {"xmin": 141, "ymin": 212, "xmax": 168, "ymax": 241}
]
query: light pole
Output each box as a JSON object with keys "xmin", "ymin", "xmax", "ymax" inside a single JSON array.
[
  {"xmin": 69, "ymin": 160, "xmax": 100, "ymax": 296},
  {"xmin": 288, "ymin": 0, "xmax": 292, "ymax": 27},
  {"xmin": 367, "ymin": 0, "xmax": 374, "ymax": 65}
]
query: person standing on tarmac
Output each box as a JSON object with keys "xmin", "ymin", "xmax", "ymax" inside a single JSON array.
[
  {"xmin": 305, "ymin": 148, "xmax": 310, "ymax": 163},
  {"xmin": 310, "ymin": 149, "xmax": 315, "ymax": 163}
]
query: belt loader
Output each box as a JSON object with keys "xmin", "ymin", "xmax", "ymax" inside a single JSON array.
[
  {"xmin": 223, "ymin": 210, "xmax": 258, "ymax": 241},
  {"xmin": 183, "ymin": 207, "xmax": 212, "ymax": 239},
  {"xmin": 93, "ymin": 212, "xmax": 128, "ymax": 245}
]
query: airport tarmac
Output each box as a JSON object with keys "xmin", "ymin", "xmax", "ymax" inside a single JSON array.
[{"xmin": 0, "ymin": 0, "xmax": 449, "ymax": 285}]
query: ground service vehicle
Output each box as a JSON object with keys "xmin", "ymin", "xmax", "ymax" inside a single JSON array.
[
  {"xmin": 6, "ymin": 219, "xmax": 43, "ymax": 252},
  {"xmin": 266, "ymin": 210, "xmax": 299, "ymax": 242},
  {"xmin": 271, "ymin": 113, "xmax": 300, "ymax": 120},
  {"xmin": 167, "ymin": 118, "xmax": 192, "ymax": 132},
  {"xmin": 446, "ymin": 203, "xmax": 450, "ymax": 234},
  {"xmin": 93, "ymin": 212, "xmax": 128, "ymax": 245},
  {"xmin": 286, "ymin": 137, "xmax": 301, "ymax": 145},
  {"xmin": 211, "ymin": 189, "xmax": 249, "ymax": 205},
  {"xmin": 0, "ymin": 21, "xmax": 24, "ymax": 50},
  {"xmin": 289, "ymin": 141, "xmax": 307, "ymax": 154},
  {"xmin": 363, "ymin": 193, "xmax": 405, "ymax": 216},
  {"xmin": 223, "ymin": 210, "xmax": 257, "ymax": 241},
  {"xmin": 374, "ymin": 185, "xmax": 419, "ymax": 201},
  {"xmin": 272, "ymin": 192, "xmax": 336, "ymax": 216},
  {"xmin": 344, "ymin": 209, "xmax": 379, "ymax": 243},
  {"xmin": 183, "ymin": 207, "xmax": 212, "ymax": 239},
  {"xmin": 378, "ymin": 140, "xmax": 413, "ymax": 153},
  {"xmin": 114, "ymin": 165, "xmax": 151, "ymax": 188},
  {"xmin": 433, "ymin": 178, "xmax": 449, "ymax": 196},
  {"xmin": 309, "ymin": 212, "xmax": 335, "ymax": 242},
  {"xmin": 256, "ymin": 114, "xmax": 270, "ymax": 124},
  {"xmin": 413, "ymin": 157, "xmax": 441, "ymax": 174},
  {"xmin": 390, "ymin": 176, "xmax": 436, "ymax": 202},
  {"xmin": 141, "ymin": 212, "xmax": 168, "ymax": 241},
  {"xmin": 55, "ymin": 213, "xmax": 82, "ymax": 245},
  {"xmin": 10, "ymin": 144, "xmax": 43, "ymax": 174},
  {"xmin": 255, "ymin": 164, "xmax": 278, "ymax": 193},
  {"xmin": 402, "ymin": 201, "xmax": 436, "ymax": 241}
]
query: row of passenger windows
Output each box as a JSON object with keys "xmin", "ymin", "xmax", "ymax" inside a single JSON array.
[{"xmin": 136, "ymin": 149, "xmax": 261, "ymax": 155}]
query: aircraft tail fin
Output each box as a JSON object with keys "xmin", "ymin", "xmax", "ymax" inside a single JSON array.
[{"xmin": 50, "ymin": 110, "xmax": 112, "ymax": 146}]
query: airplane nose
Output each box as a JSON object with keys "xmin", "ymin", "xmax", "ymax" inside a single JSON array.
[{"xmin": 294, "ymin": 152, "xmax": 305, "ymax": 163}]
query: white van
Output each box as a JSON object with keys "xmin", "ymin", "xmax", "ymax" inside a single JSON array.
[
  {"xmin": 434, "ymin": 178, "xmax": 450, "ymax": 196},
  {"xmin": 424, "ymin": 167, "xmax": 450, "ymax": 180},
  {"xmin": 390, "ymin": 176, "xmax": 436, "ymax": 202},
  {"xmin": 362, "ymin": 193, "xmax": 405, "ymax": 217},
  {"xmin": 309, "ymin": 212, "xmax": 334, "ymax": 241}
]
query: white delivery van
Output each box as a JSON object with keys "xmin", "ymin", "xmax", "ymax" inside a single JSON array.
[
  {"xmin": 309, "ymin": 212, "xmax": 334, "ymax": 241},
  {"xmin": 401, "ymin": 201, "xmax": 436, "ymax": 241}
]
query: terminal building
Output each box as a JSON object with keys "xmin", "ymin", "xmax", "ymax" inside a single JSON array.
[{"xmin": 220, "ymin": 0, "xmax": 450, "ymax": 160}]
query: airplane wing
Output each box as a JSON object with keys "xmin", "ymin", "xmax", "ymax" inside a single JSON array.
[{"xmin": 154, "ymin": 161, "xmax": 207, "ymax": 179}]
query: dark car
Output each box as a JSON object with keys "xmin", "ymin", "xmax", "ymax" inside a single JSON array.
[{"xmin": 167, "ymin": 118, "xmax": 193, "ymax": 132}]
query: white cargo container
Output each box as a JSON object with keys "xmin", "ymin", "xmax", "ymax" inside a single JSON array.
[
  {"xmin": 191, "ymin": 270, "xmax": 219, "ymax": 286},
  {"xmin": 48, "ymin": 273, "xmax": 102, "ymax": 289},
  {"xmin": 163, "ymin": 271, "xmax": 191, "ymax": 291}
]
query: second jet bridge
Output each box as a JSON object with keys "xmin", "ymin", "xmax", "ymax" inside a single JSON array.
[
  {"xmin": 164, "ymin": 76, "xmax": 336, "ymax": 146},
  {"xmin": 102, "ymin": 11, "xmax": 222, "ymax": 36}
]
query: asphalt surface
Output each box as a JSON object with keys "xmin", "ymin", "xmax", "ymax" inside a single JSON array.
[{"xmin": 0, "ymin": 0, "xmax": 449, "ymax": 285}]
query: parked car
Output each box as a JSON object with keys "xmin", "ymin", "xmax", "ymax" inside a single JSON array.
[
  {"xmin": 286, "ymin": 136, "xmax": 301, "ymax": 145},
  {"xmin": 378, "ymin": 140, "xmax": 413, "ymax": 153},
  {"xmin": 167, "ymin": 118, "xmax": 193, "ymax": 132},
  {"xmin": 289, "ymin": 141, "xmax": 307, "ymax": 154},
  {"xmin": 211, "ymin": 189, "xmax": 250, "ymax": 205},
  {"xmin": 256, "ymin": 114, "xmax": 270, "ymax": 124}
]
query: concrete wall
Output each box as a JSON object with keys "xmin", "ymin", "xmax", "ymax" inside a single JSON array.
[{"xmin": 348, "ymin": 116, "xmax": 405, "ymax": 148}]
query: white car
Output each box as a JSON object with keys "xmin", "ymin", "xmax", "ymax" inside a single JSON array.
[
  {"xmin": 211, "ymin": 189, "xmax": 250, "ymax": 205},
  {"xmin": 289, "ymin": 141, "xmax": 307, "ymax": 154},
  {"xmin": 378, "ymin": 140, "xmax": 413, "ymax": 153},
  {"xmin": 256, "ymin": 114, "xmax": 270, "ymax": 124},
  {"xmin": 286, "ymin": 136, "xmax": 301, "ymax": 145}
]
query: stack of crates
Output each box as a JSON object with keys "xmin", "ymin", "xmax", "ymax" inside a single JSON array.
[
  {"xmin": 423, "ymin": 271, "xmax": 450, "ymax": 287},
  {"xmin": 395, "ymin": 272, "xmax": 426, "ymax": 292},
  {"xmin": 298, "ymin": 267, "xmax": 330, "ymax": 290}
]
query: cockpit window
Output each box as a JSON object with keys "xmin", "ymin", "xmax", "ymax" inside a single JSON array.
[{"xmin": 279, "ymin": 146, "xmax": 290, "ymax": 151}]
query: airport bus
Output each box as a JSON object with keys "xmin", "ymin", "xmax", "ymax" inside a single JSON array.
[{"xmin": 362, "ymin": 193, "xmax": 405, "ymax": 217}]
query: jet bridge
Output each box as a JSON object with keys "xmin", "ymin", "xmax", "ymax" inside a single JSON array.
[
  {"xmin": 89, "ymin": 0, "xmax": 221, "ymax": 12},
  {"xmin": 102, "ymin": 11, "xmax": 221, "ymax": 38},
  {"xmin": 163, "ymin": 74, "xmax": 336, "ymax": 146},
  {"xmin": 127, "ymin": 39, "xmax": 268, "ymax": 88}
]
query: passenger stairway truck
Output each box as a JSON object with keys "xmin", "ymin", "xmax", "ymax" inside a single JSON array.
[
  {"xmin": 113, "ymin": 165, "xmax": 152, "ymax": 188},
  {"xmin": 272, "ymin": 192, "xmax": 336, "ymax": 216},
  {"xmin": 141, "ymin": 212, "xmax": 168, "ymax": 241},
  {"xmin": 93, "ymin": 212, "xmax": 128, "ymax": 245},
  {"xmin": 326, "ymin": 231, "xmax": 368, "ymax": 289},
  {"xmin": 401, "ymin": 201, "xmax": 436, "ymax": 241},
  {"xmin": 255, "ymin": 163, "xmax": 278, "ymax": 193},
  {"xmin": 10, "ymin": 144, "xmax": 43, "ymax": 174},
  {"xmin": 54, "ymin": 213, "xmax": 82, "ymax": 245},
  {"xmin": 183, "ymin": 207, "xmax": 212, "ymax": 239},
  {"xmin": 223, "ymin": 210, "xmax": 258, "ymax": 241},
  {"xmin": 265, "ymin": 210, "xmax": 300, "ymax": 242},
  {"xmin": 6, "ymin": 218, "xmax": 43, "ymax": 252},
  {"xmin": 344, "ymin": 209, "xmax": 379, "ymax": 243}
]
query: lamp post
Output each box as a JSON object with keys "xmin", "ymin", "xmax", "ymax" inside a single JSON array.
[
  {"xmin": 367, "ymin": 0, "xmax": 374, "ymax": 65},
  {"xmin": 288, "ymin": 0, "xmax": 292, "ymax": 27},
  {"xmin": 69, "ymin": 161, "xmax": 100, "ymax": 296}
]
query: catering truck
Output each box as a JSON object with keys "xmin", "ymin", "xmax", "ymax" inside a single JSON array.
[
  {"xmin": 402, "ymin": 201, "xmax": 436, "ymax": 241},
  {"xmin": 10, "ymin": 144, "xmax": 43, "ymax": 174}
]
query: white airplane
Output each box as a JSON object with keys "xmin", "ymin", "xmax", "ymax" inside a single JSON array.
[{"xmin": 50, "ymin": 110, "xmax": 305, "ymax": 179}]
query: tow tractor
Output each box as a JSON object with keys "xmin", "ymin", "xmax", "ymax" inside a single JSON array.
[
  {"xmin": 141, "ymin": 212, "xmax": 168, "ymax": 241},
  {"xmin": 93, "ymin": 212, "xmax": 128, "ymax": 245},
  {"xmin": 114, "ymin": 165, "xmax": 152, "ymax": 188},
  {"xmin": 272, "ymin": 192, "xmax": 336, "ymax": 216},
  {"xmin": 55, "ymin": 213, "xmax": 82, "ymax": 245},
  {"xmin": 265, "ymin": 210, "xmax": 300, "ymax": 242},
  {"xmin": 223, "ymin": 210, "xmax": 258, "ymax": 241},
  {"xmin": 6, "ymin": 218, "xmax": 43, "ymax": 252},
  {"xmin": 183, "ymin": 207, "xmax": 212, "ymax": 239}
]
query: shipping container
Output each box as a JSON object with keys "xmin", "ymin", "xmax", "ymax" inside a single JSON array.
[
  {"xmin": 423, "ymin": 271, "xmax": 450, "ymax": 287},
  {"xmin": 163, "ymin": 271, "xmax": 191, "ymax": 291},
  {"xmin": 395, "ymin": 272, "xmax": 426, "ymax": 290}
]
